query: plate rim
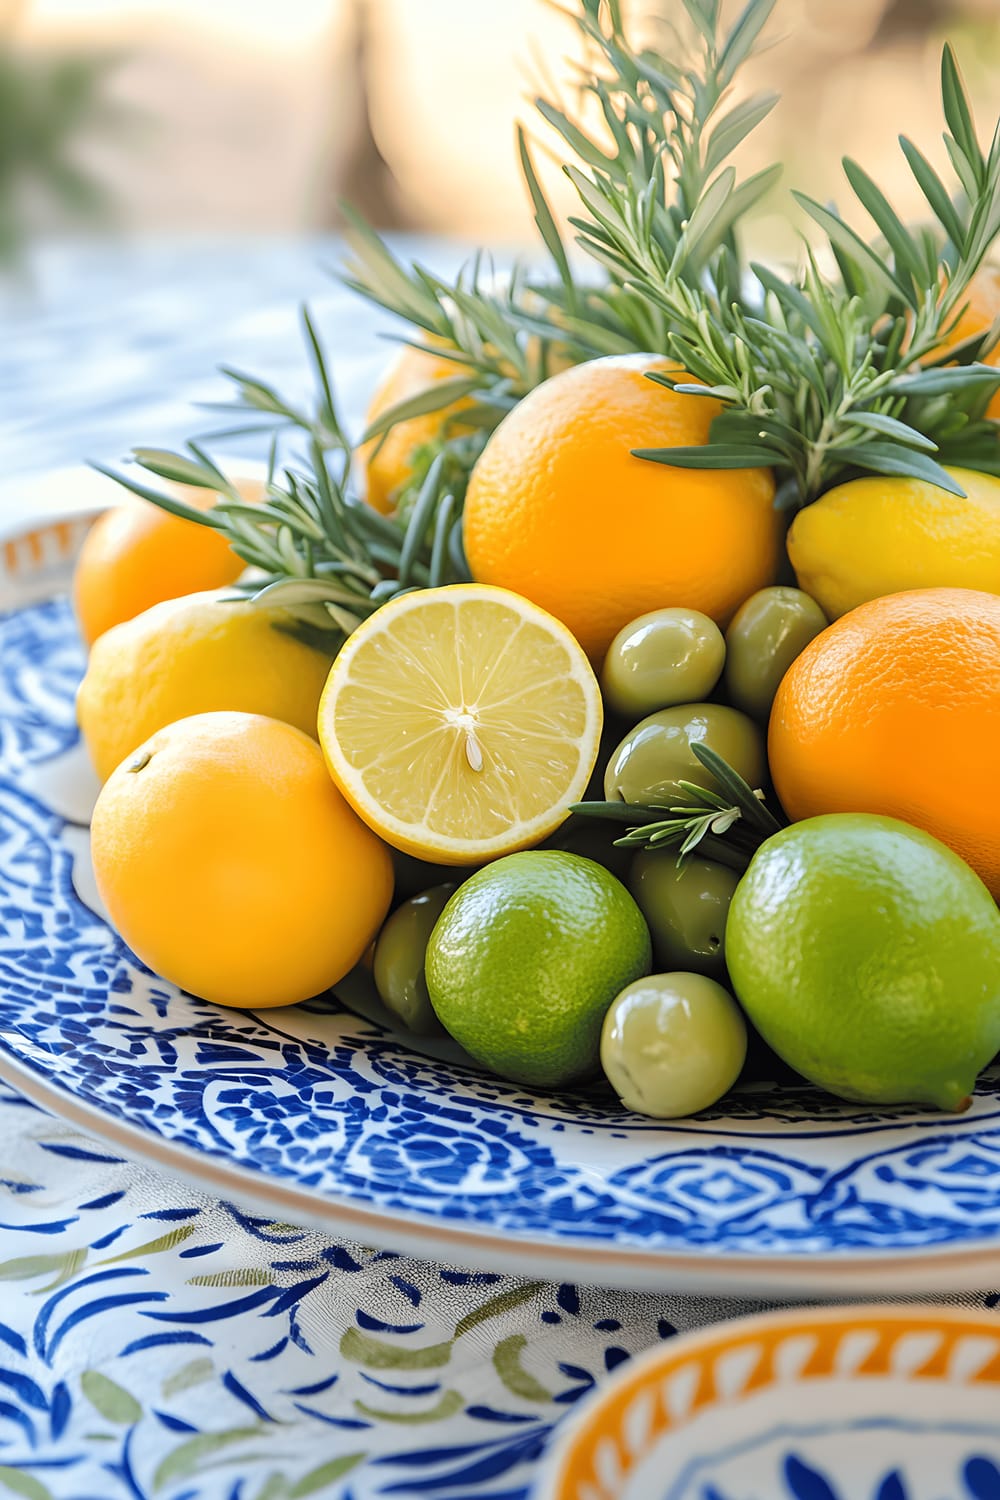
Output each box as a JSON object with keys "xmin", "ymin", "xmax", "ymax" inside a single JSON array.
[
  {"xmin": 4, "ymin": 507, "xmax": 1000, "ymax": 1295},
  {"xmin": 4, "ymin": 957, "xmax": 1000, "ymax": 1297},
  {"xmin": 532, "ymin": 1301, "xmax": 1000, "ymax": 1499}
]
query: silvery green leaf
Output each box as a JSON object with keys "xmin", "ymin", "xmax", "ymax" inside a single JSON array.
[
  {"xmin": 88, "ymin": 462, "xmax": 220, "ymax": 525},
  {"xmin": 704, "ymin": 93, "xmax": 779, "ymax": 175},
  {"xmin": 357, "ymin": 377, "xmax": 483, "ymax": 446},
  {"xmin": 793, "ymin": 192, "xmax": 907, "ymax": 303},
  {"xmin": 888, "ymin": 364, "xmax": 1000, "ymax": 396},
  {"xmin": 517, "ymin": 127, "xmax": 574, "ymax": 295},
  {"xmin": 833, "ymin": 442, "xmax": 967, "ymax": 493},
  {"xmin": 845, "ymin": 412, "xmax": 939, "ymax": 452},
  {"xmin": 899, "ymin": 135, "xmax": 966, "ymax": 246},
  {"xmin": 717, "ymin": 0, "xmax": 777, "ymax": 86},
  {"xmin": 842, "ymin": 158, "xmax": 924, "ymax": 283},
  {"xmin": 130, "ymin": 447, "xmax": 220, "ymax": 491},
  {"xmin": 941, "ymin": 44, "xmax": 985, "ymax": 184},
  {"xmin": 633, "ymin": 441, "xmax": 777, "ymax": 468}
]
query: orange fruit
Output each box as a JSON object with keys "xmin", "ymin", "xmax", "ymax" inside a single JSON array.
[
  {"xmin": 934, "ymin": 265, "xmax": 1000, "ymax": 419},
  {"xmin": 90, "ymin": 711, "xmax": 393, "ymax": 1008},
  {"xmin": 360, "ymin": 342, "xmax": 474, "ymax": 515},
  {"xmin": 769, "ymin": 587, "xmax": 1000, "ymax": 898},
  {"xmin": 462, "ymin": 354, "xmax": 781, "ymax": 661},
  {"xmin": 72, "ymin": 476, "xmax": 263, "ymax": 646}
]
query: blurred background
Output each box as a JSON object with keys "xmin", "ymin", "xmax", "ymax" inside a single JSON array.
[
  {"xmin": 4, "ymin": 0, "xmax": 1000, "ymax": 258},
  {"xmin": 2, "ymin": 0, "xmax": 999, "ymax": 506}
]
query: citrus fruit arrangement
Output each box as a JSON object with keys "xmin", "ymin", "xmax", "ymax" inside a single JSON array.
[{"xmin": 76, "ymin": 0, "xmax": 999, "ymax": 1122}]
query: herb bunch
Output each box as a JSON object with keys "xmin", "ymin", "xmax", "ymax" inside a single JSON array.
[
  {"xmin": 94, "ymin": 312, "xmax": 472, "ymax": 644},
  {"xmin": 552, "ymin": 0, "xmax": 1000, "ymax": 505}
]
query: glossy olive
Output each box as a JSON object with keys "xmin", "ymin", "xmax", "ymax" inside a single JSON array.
[
  {"xmin": 373, "ymin": 884, "xmax": 456, "ymax": 1034},
  {"xmin": 628, "ymin": 851, "xmax": 740, "ymax": 979},
  {"xmin": 723, "ymin": 587, "xmax": 828, "ymax": 722},
  {"xmin": 600, "ymin": 972, "xmax": 747, "ymax": 1118},
  {"xmin": 600, "ymin": 608, "xmax": 726, "ymax": 719},
  {"xmin": 603, "ymin": 703, "xmax": 766, "ymax": 806}
]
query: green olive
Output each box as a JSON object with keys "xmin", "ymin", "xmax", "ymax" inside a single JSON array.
[
  {"xmin": 600, "ymin": 609, "xmax": 726, "ymax": 719},
  {"xmin": 373, "ymin": 884, "xmax": 456, "ymax": 1034},
  {"xmin": 723, "ymin": 587, "xmax": 828, "ymax": 722},
  {"xmin": 600, "ymin": 972, "xmax": 747, "ymax": 1117},
  {"xmin": 628, "ymin": 851, "xmax": 740, "ymax": 979},
  {"xmin": 603, "ymin": 702, "xmax": 766, "ymax": 806}
]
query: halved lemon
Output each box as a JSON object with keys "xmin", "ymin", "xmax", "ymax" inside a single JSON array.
[{"xmin": 318, "ymin": 584, "xmax": 603, "ymax": 864}]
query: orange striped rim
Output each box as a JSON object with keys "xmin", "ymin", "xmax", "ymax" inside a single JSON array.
[
  {"xmin": 552, "ymin": 1306, "xmax": 1000, "ymax": 1499},
  {"xmin": 2, "ymin": 515, "xmax": 97, "ymax": 581}
]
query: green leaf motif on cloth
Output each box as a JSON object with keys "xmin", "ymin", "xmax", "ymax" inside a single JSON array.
[
  {"xmin": 287, "ymin": 1454, "xmax": 367, "ymax": 1497},
  {"xmin": 0, "ymin": 1250, "xmax": 85, "ymax": 1288},
  {"xmin": 454, "ymin": 1282, "xmax": 543, "ymax": 1340},
  {"xmin": 354, "ymin": 1390, "xmax": 464, "ymax": 1424},
  {"xmin": 160, "ymin": 1356, "xmax": 216, "ymax": 1398},
  {"xmin": 340, "ymin": 1327, "xmax": 453, "ymax": 1369},
  {"xmin": 153, "ymin": 1426, "xmax": 268, "ymax": 1490},
  {"xmin": 0, "ymin": 1468, "xmax": 53, "ymax": 1500},
  {"xmin": 97, "ymin": 1225, "xmax": 198, "ymax": 1264},
  {"xmin": 80, "ymin": 1371, "xmax": 142, "ymax": 1425},
  {"xmin": 493, "ymin": 1334, "xmax": 554, "ymax": 1402},
  {"xmin": 187, "ymin": 1268, "xmax": 273, "ymax": 1288}
]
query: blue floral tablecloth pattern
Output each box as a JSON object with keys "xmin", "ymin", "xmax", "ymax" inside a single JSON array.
[{"xmin": 0, "ymin": 1080, "xmax": 747, "ymax": 1500}]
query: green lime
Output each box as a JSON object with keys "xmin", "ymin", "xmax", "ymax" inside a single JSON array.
[
  {"xmin": 425, "ymin": 850, "xmax": 652, "ymax": 1089},
  {"xmin": 726, "ymin": 813, "xmax": 1000, "ymax": 1111}
]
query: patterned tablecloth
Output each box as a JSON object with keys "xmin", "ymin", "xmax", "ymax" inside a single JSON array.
[{"xmin": 0, "ymin": 237, "xmax": 995, "ymax": 1500}]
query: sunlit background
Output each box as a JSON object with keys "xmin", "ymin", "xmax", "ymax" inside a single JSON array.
[{"xmin": 5, "ymin": 0, "xmax": 1000, "ymax": 257}]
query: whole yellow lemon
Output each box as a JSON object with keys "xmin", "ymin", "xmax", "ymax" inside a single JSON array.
[
  {"xmin": 77, "ymin": 589, "xmax": 336, "ymax": 781},
  {"xmin": 787, "ymin": 466, "xmax": 1000, "ymax": 620},
  {"xmin": 90, "ymin": 711, "xmax": 394, "ymax": 1008}
]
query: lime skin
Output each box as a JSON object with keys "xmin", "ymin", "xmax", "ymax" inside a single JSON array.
[
  {"xmin": 424, "ymin": 850, "xmax": 652, "ymax": 1089},
  {"xmin": 726, "ymin": 813, "xmax": 1000, "ymax": 1111}
]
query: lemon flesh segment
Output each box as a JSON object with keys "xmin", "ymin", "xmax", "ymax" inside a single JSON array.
[{"xmin": 319, "ymin": 585, "xmax": 603, "ymax": 863}]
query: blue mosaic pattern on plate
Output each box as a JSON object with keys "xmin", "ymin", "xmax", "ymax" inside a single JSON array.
[
  {"xmin": 671, "ymin": 1426, "xmax": 1000, "ymax": 1500},
  {"xmin": 4, "ymin": 597, "xmax": 1000, "ymax": 1261}
]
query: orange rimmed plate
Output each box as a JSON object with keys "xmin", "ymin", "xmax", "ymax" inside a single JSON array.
[{"xmin": 537, "ymin": 1304, "xmax": 1000, "ymax": 1499}]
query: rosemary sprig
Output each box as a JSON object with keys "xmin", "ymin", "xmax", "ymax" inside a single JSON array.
[
  {"xmin": 557, "ymin": 4, "xmax": 1000, "ymax": 505},
  {"xmin": 91, "ymin": 315, "xmax": 472, "ymax": 641},
  {"xmin": 571, "ymin": 744, "xmax": 786, "ymax": 873}
]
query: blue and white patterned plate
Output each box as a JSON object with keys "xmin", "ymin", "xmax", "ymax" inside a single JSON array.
[{"xmin": 3, "ymin": 513, "xmax": 1000, "ymax": 1297}]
